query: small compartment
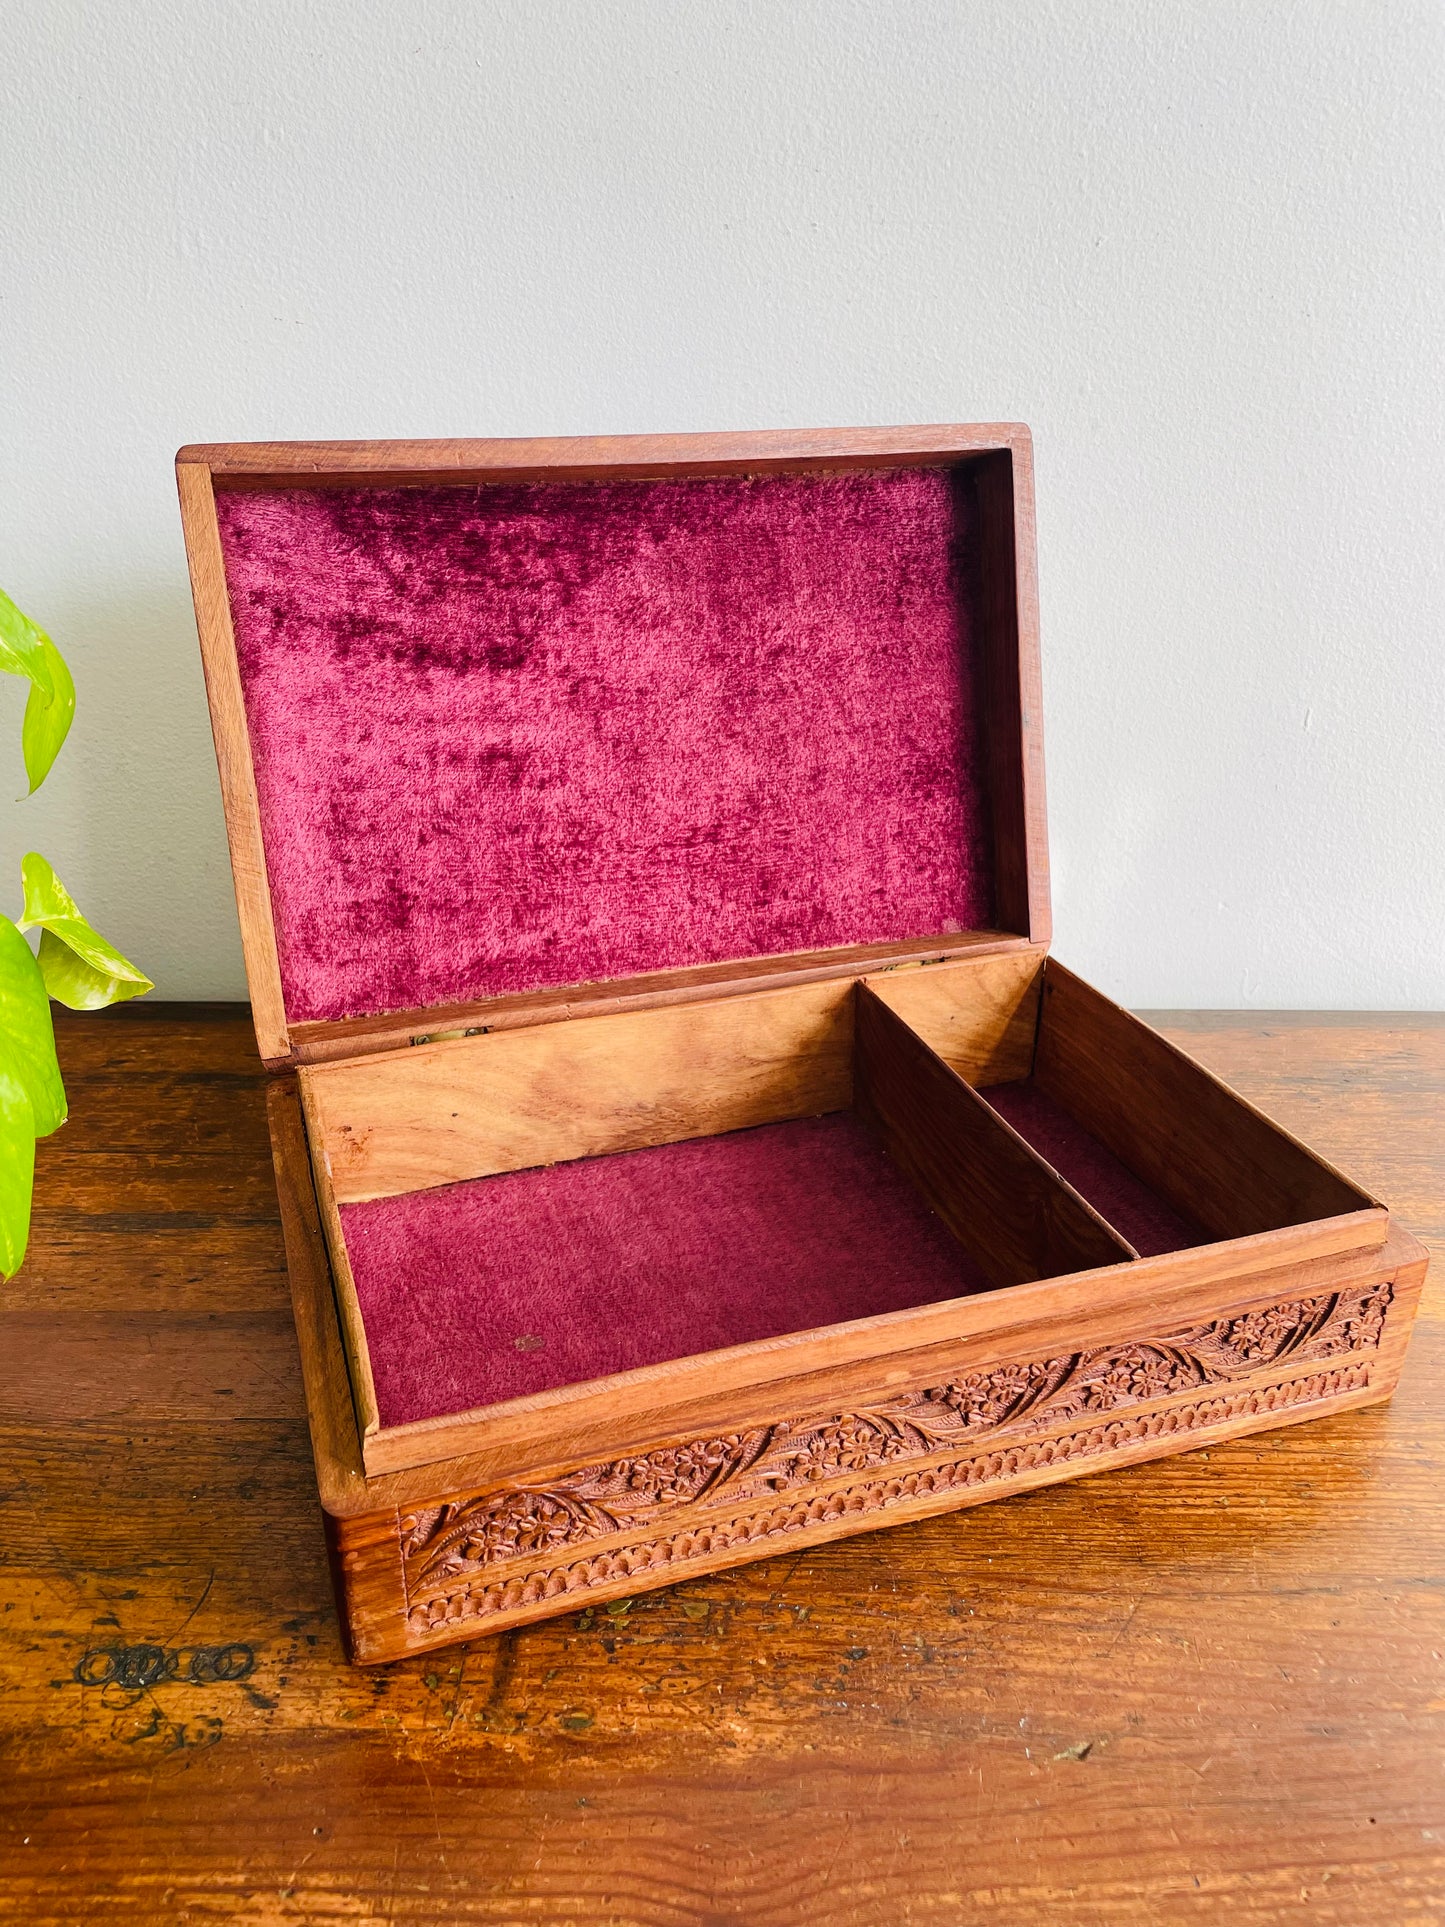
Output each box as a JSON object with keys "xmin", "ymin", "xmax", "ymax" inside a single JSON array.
[
  {"xmin": 975, "ymin": 1080, "xmax": 1206, "ymax": 1257},
  {"xmin": 870, "ymin": 953, "xmax": 1382, "ymax": 1256},
  {"xmin": 299, "ymin": 974, "xmax": 1133, "ymax": 1461}
]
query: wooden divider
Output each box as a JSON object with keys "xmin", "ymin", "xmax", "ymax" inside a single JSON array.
[
  {"xmin": 852, "ymin": 983, "xmax": 1137, "ymax": 1288},
  {"xmin": 863, "ymin": 947, "xmax": 1044, "ymax": 1083}
]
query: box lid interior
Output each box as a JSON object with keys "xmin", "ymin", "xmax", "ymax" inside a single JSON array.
[{"xmin": 183, "ymin": 429, "xmax": 1047, "ymax": 1060}]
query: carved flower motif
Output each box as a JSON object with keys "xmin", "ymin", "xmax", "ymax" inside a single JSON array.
[
  {"xmin": 422, "ymin": 1491, "xmax": 605, "ymax": 1573},
  {"xmin": 927, "ymin": 1361, "xmax": 1055, "ymax": 1428},
  {"xmin": 1343, "ymin": 1309, "xmax": 1385, "ymax": 1348},
  {"xmin": 1080, "ymin": 1363, "xmax": 1138, "ymax": 1410},
  {"xmin": 1078, "ymin": 1347, "xmax": 1190, "ymax": 1411},
  {"xmin": 1317, "ymin": 1288, "xmax": 1391, "ymax": 1357},
  {"xmin": 1220, "ymin": 1302, "xmax": 1306, "ymax": 1361},
  {"xmin": 782, "ymin": 1419, "xmax": 904, "ymax": 1481},
  {"xmin": 1125, "ymin": 1351, "xmax": 1192, "ymax": 1398},
  {"xmin": 616, "ymin": 1439, "xmax": 743, "ymax": 1502}
]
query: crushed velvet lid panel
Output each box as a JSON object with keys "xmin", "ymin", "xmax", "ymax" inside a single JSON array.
[{"xmin": 216, "ymin": 467, "xmax": 995, "ymax": 1026}]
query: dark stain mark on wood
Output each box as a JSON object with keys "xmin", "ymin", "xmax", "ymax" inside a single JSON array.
[{"xmin": 74, "ymin": 1642, "xmax": 258, "ymax": 1689}]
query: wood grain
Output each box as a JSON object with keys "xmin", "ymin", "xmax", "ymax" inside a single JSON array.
[
  {"xmin": 173, "ymin": 462, "xmax": 291, "ymax": 1065},
  {"xmin": 0, "ymin": 1005, "xmax": 1440, "ymax": 1922},
  {"xmin": 288, "ymin": 929, "xmax": 1030, "ymax": 1067},
  {"xmin": 300, "ymin": 977, "xmax": 855, "ymax": 1206},
  {"xmin": 303, "ymin": 1112, "xmax": 381, "ymax": 1453},
  {"xmin": 179, "ymin": 422, "xmax": 1034, "ymax": 489}
]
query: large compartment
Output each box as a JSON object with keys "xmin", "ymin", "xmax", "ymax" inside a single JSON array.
[
  {"xmin": 338, "ymin": 1112, "xmax": 995, "ymax": 1424},
  {"xmin": 300, "ymin": 970, "xmax": 1137, "ymax": 1456}
]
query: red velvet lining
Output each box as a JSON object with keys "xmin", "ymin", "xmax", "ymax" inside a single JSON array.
[
  {"xmin": 340, "ymin": 1112, "xmax": 992, "ymax": 1426},
  {"xmin": 215, "ymin": 469, "xmax": 994, "ymax": 1025},
  {"xmin": 977, "ymin": 1080, "xmax": 1208, "ymax": 1258}
]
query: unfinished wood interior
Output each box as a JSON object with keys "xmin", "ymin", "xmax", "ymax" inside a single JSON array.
[{"xmin": 300, "ymin": 979, "xmax": 856, "ymax": 1205}]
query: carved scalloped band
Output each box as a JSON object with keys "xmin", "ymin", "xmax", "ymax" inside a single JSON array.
[{"xmin": 404, "ymin": 1361, "xmax": 1371, "ymax": 1638}]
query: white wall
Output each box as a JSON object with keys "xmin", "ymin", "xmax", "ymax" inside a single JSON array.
[{"xmin": 2, "ymin": 2, "xmax": 1441, "ymax": 1009}]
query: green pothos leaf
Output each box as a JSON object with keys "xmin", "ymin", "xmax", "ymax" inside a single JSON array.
[
  {"xmin": 0, "ymin": 1054, "xmax": 36, "ymax": 1279},
  {"xmin": 21, "ymin": 633, "xmax": 75, "ymax": 794},
  {"xmin": 0, "ymin": 912, "xmax": 57, "ymax": 1278},
  {"xmin": 18, "ymin": 853, "xmax": 153, "ymax": 1010},
  {"xmin": 0, "ymin": 915, "xmax": 66, "ymax": 1136},
  {"xmin": 0, "ymin": 587, "xmax": 74, "ymax": 791},
  {"xmin": 0, "ymin": 585, "xmax": 55, "ymax": 697}
]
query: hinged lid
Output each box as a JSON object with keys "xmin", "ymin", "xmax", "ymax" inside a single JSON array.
[{"xmin": 177, "ymin": 426, "xmax": 1049, "ymax": 1067}]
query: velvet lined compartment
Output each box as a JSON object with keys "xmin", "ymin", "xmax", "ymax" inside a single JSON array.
[
  {"xmin": 337, "ymin": 1087, "xmax": 1208, "ymax": 1428},
  {"xmin": 339, "ymin": 1112, "xmax": 995, "ymax": 1427},
  {"xmin": 215, "ymin": 467, "xmax": 996, "ymax": 1026}
]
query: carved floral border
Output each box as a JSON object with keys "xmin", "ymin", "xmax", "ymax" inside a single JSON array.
[
  {"xmin": 404, "ymin": 1362, "xmax": 1373, "ymax": 1638},
  {"xmin": 397, "ymin": 1281, "xmax": 1392, "ymax": 1615}
]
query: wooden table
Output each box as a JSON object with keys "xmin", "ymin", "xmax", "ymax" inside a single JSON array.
[{"xmin": 1, "ymin": 1008, "xmax": 1440, "ymax": 1925}]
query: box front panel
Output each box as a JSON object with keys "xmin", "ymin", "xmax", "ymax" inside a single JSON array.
[{"xmin": 332, "ymin": 1243, "xmax": 1419, "ymax": 1662}]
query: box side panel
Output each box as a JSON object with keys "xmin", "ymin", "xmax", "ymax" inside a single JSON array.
[
  {"xmin": 266, "ymin": 1080, "xmax": 368, "ymax": 1516},
  {"xmin": 1360, "ymin": 1233, "xmax": 1427, "ymax": 1399},
  {"xmin": 287, "ymin": 930, "xmax": 1039, "ymax": 1068},
  {"xmin": 974, "ymin": 445, "xmax": 1050, "ymax": 945},
  {"xmin": 303, "ymin": 978, "xmax": 855, "ymax": 1205}
]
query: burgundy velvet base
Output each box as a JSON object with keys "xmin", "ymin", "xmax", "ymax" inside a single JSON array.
[
  {"xmin": 341, "ymin": 1112, "xmax": 993, "ymax": 1427},
  {"xmin": 978, "ymin": 1080, "xmax": 1209, "ymax": 1258},
  {"xmin": 216, "ymin": 468, "xmax": 994, "ymax": 1025}
]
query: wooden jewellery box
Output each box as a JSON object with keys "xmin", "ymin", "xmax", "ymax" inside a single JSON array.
[{"xmin": 177, "ymin": 426, "xmax": 1426, "ymax": 1665}]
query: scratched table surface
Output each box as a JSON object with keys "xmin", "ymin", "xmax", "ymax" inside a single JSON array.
[{"xmin": 1, "ymin": 1007, "xmax": 1441, "ymax": 1926}]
